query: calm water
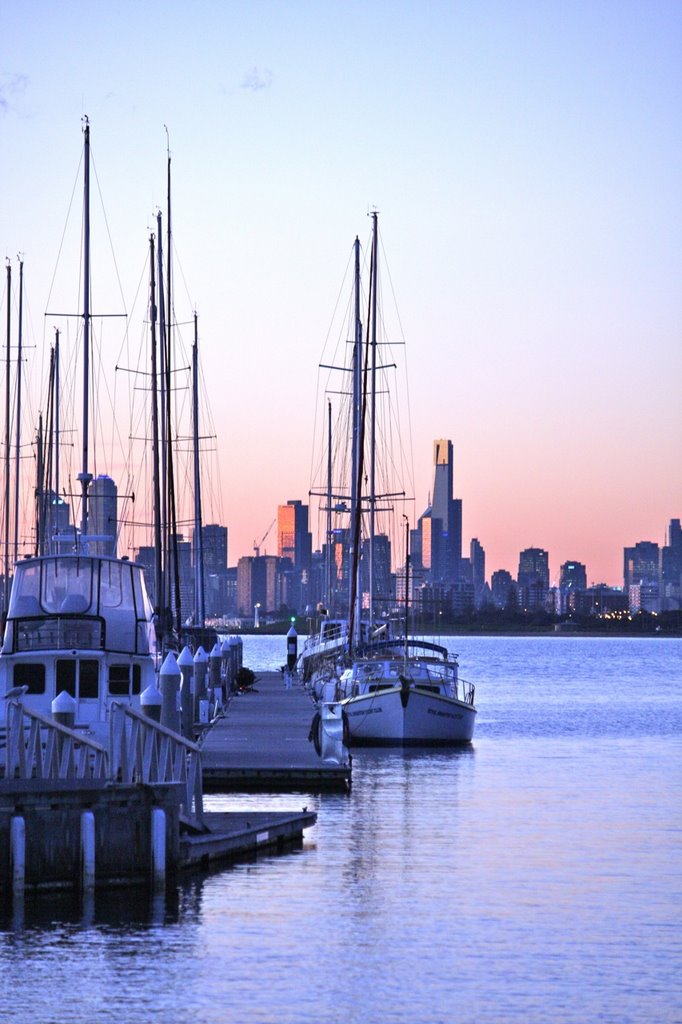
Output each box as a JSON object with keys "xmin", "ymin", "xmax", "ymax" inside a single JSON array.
[{"xmin": 1, "ymin": 635, "xmax": 680, "ymax": 1024}]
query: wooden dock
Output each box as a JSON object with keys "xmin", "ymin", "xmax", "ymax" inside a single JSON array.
[
  {"xmin": 0, "ymin": 698, "xmax": 318, "ymax": 897},
  {"xmin": 180, "ymin": 809, "xmax": 317, "ymax": 867},
  {"xmin": 201, "ymin": 671, "xmax": 352, "ymax": 792}
]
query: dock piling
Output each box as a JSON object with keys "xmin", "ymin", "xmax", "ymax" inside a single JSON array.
[
  {"xmin": 80, "ymin": 810, "xmax": 96, "ymax": 890},
  {"xmin": 150, "ymin": 807, "xmax": 166, "ymax": 889},
  {"xmin": 10, "ymin": 815, "xmax": 25, "ymax": 894}
]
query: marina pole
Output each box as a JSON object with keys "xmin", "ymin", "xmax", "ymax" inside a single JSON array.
[{"xmin": 4, "ymin": 261, "xmax": 11, "ymax": 612}]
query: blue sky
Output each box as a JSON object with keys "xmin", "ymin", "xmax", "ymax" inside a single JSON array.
[{"xmin": 2, "ymin": 1, "xmax": 681, "ymax": 584}]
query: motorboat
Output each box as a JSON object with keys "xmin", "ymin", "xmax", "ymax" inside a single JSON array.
[{"xmin": 1, "ymin": 553, "xmax": 157, "ymax": 741}]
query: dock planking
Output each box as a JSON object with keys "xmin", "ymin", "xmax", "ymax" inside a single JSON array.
[
  {"xmin": 181, "ymin": 809, "xmax": 317, "ymax": 867},
  {"xmin": 200, "ymin": 671, "xmax": 351, "ymax": 792}
]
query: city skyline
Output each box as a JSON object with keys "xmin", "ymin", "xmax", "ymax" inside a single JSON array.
[{"xmin": 1, "ymin": 3, "xmax": 680, "ymax": 589}]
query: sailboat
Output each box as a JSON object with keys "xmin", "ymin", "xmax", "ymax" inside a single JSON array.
[
  {"xmin": 0, "ymin": 121, "xmax": 158, "ymax": 740},
  {"xmin": 304, "ymin": 213, "xmax": 477, "ymax": 745},
  {"xmin": 298, "ymin": 216, "xmax": 392, "ymax": 683},
  {"xmin": 332, "ymin": 521, "xmax": 476, "ymax": 746}
]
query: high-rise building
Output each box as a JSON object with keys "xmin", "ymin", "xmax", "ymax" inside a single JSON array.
[
  {"xmin": 236, "ymin": 555, "xmax": 282, "ymax": 616},
  {"xmin": 559, "ymin": 560, "xmax": 587, "ymax": 614},
  {"xmin": 361, "ymin": 533, "xmax": 392, "ymax": 614},
  {"xmin": 277, "ymin": 500, "xmax": 312, "ymax": 573},
  {"xmin": 517, "ymin": 547, "xmax": 549, "ymax": 611},
  {"xmin": 624, "ymin": 540, "xmax": 660, "ymax": 612},
  {"xmin": 470, "ymin": 538, "xmax": 485, "ymax": 607},
  {"xmin": 193, "ymin": 523, "xmax": 229, "ymax": 618},
  {"xmin": 196, "ymin": 524, "xmax": 228, "ymax": 576},
  {"xmin": 661, "ymin": 519, "xmax": 682, "ymax": 611},
  {"xmin": 88, "ymin": 475, "xmax": 117, "ymax": 556},
  {"xmin": 491, "ymin": 569, "xmax": 514, "ymax": 609},
  {"xmin": 419, "ymin": 440, "xmax": 462, "ymax": 586}
]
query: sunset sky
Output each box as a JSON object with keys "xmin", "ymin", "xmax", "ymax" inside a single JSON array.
[{"xmin": 2, "ymin": 1, "xmax": 681, "ymax": 587}]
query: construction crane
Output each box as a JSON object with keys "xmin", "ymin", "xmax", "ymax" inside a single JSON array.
[{"xmin": 253, "ymin": 518, "xmax": 276, "ymax": 558}]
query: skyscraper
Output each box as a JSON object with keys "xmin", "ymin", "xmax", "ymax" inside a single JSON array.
[
  {"xmin": 277, "ymin": 500, "xmax": 312, "ymax": 573},
  {"xmin": 420, "ymin": 440, "xmax": 462, "ymax": 585},
  {"xmin": 517, "ymin": 547, "xmax": 549, "ymax": 611},
  {"xmin": 661, "ymin": 519, "xmax": 682, "ymax": 611},
  {"xmin": 88, "ymin": 475, "xmax": 117, "ymax": 556},
  {"xmin": 197, "ymin": 524, "xmax": 228, "ymax": 576},
  {"xmin": 559, "ymin": 560, "xmax": 587, "ymax": 614}
]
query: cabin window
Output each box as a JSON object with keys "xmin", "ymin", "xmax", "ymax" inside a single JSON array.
[
  {"xmin": 7, "ymin": 563, "xmax": 41, "ymax": 616},
  {"xmin": 100, "ymin": 561, "xmax": 134, "ymax": 612},
  {"xmin": 108, "ymin": 664, "xmax": 130, "ymax": 696},
  {"xmin": 13, "ymin": 662, "xmax": 46, "ymax": 695},
  {"xmin": 56, "ymin": 659, "xmax": 99, "ymax": 699},
  {"xmin": 41, "ymin": 558, "xmax": 94, "ymax": 614},
  {"xmin": 57, "ymin": 660, "xmax": 76, "ymax": 697},
  {"xmin": 132, "ymin": 664, "xmax": 141, "ymax": 694},
  {"xmin": 80, "ymin": 660, "xmax": 99, "ymax": 698}
]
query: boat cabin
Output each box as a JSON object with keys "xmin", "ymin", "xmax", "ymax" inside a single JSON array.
[{"xmin": 0, "ymin": 553, "xmax": 157, "ymax": 734}]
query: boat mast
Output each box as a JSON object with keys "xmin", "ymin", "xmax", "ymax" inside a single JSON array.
[
  {"xmin": 13, "ymin": 257, "xmax": 23, "ymax": 564},
  {"xmin": 4, "ymin": 260, "xmax": 11, "ymax": 612},
  {"xmin": 78, "ymin": 117, "xmax": 92, "ymax": 544},
  {"xmin": 192, "ymin": 312, "xmax": 205, "ymax": 628},
  {"xmin": 156, "ymin": 210, "xmax": 168, "ymax": 604},
  {"xmin": 348, "ymin": 237, "xmax": 364, "ymax": 651},
  {"xmin": 42, "ymin": 344, "xmax": 55, "ymax": 554},
  {"xmin": 403, "ymin": 515, "xmax": 410, "ymax": 662},
  {"xmin": 368, "ymin": 211, "xmax": 379, "ymax": 626},
  {"xmin": 164, "ymin": 142, "xmax": 182, "ymax": 637},
  {"xmin": 148, "ymin": 233, "xmax": 163, "ymax": 639},
  {"xmin": 35, "ymin": 414, "xmax": 44, "ymax": 555},
  {"xmin": 54, "ymin": 329, "xmax": 60, "ymax": 551},
  {"xmin": 325, "ymin": 398, "xmax": 332, "ymax": 610}
]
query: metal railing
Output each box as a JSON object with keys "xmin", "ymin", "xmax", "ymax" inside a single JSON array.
[
  {"xmin": 108, "ymin": 702, "xmax": 204, "ymax": 828},
  {"xmin": 4, "ymin": 700, "xmax": 108, "ymax": 781},
  {"xmin": 3, "ymin": 699, "xmax": 205, "ymax": 830}
]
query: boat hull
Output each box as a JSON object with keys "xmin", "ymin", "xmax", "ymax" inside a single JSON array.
[{"xmin": 339, "ymin": 686, "xmax": 476, "ymax": 746}]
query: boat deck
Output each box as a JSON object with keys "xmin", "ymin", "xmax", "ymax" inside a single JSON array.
[{"xmin": 200, "ymin": 671, "xmax": 351, "ymax": 793}]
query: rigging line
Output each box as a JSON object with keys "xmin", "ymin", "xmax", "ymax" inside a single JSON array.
[
  {"xmin": 379, "ymin": 231, "xmax": 416, "ymax": 499},
  {"xmin": 89, "ymin": 149, "xmax": 128, "ymax": 318},
  {"xmin": 44, "ymin": 149, "xmax": 83, "ymax": 315},
  {"xmin": 309, "ymin": 241, "xmax": 356, "ymax": 496},
  {"xmin": 112, "ymin": 249, "xmax": 148, "ymax": 368}
]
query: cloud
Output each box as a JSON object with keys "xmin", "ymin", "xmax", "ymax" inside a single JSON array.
[
  {"xmin": 0, "ymin": 73, "xmax": 28, "ymax": 115},
  {"xmin": 241, "ymin": 67, "xmax": 273, "ymax": 92}
]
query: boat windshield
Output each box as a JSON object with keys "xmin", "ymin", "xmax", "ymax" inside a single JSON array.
[
  {"xmin": 8, "ymin": 557, "xmax": 143, "ymax": 620},
  {"xmin": 40, "ymin": 557, "xmax": 96, "ymax": 614}
]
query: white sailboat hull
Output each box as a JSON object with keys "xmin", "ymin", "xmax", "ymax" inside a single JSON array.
[{"xmin": 340, "ymin": 686, "xmax": 476, "ymax": 746}]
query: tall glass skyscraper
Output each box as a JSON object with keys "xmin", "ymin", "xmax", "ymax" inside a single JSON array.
[{"xmin": 421, "ymin": 439, "xmax": 462, "ymax": 585}]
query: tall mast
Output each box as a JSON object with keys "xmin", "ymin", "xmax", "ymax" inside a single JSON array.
[
  {"xmin": 41, "ymin": 350, "xmax": 54, "ymax": 555},
  {"xmin": 156, "ymin": 210, "xmax": 168, "ymax": 608},
  {"xmin": 4, "ymin": 260, "xmax": 11, "ymax": 612},
  {"xmin": 163, "ymin": 138, "xmax": 181, "ymax": 637},
  {"xmin": 149, "ymin": 233, "xmax": 163, "ymax": 634},
  {"xmin": 368, "ymin": 211, "xmax": 379, "ymax": 626},
  {"xmin": 403, "ymin": 515, "xmax": 410, "ymax": 661},
  {"xmin": 325, "ymin": 398, "xmax": 332, "ymax": 609},
  {"xmin": 54, "ymin": 328, "xmax": 60, "ymax": 550},
  {"xmin": 78, "ymin": 118, "xmax": 92, "ymax": 543},
  {"xmin": 192, "ymin": 312, "xmax": 205, "ymax": 628},
  {"xmin": 35, "ymin": 414, "xmax": 44, "ymax": 556},
  {"xmin": 348, "ymin": 237, "xmax": 367, "ymax": 651},
  {"xmin": 349, "ymin": 238, "xmax": 363, "ymax": 649},
  {"xmin": 13, "ymin": 257, "xmax": 23, "ymax": 564}
]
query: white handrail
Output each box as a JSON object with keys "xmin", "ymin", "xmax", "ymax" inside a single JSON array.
[
  {"xmin": 109, "ymin": 701, "xmax": 204, "ymax": 827},
  {"xmin": 4, "ymin": 700, "xmax": 108, "ymax": 781}
]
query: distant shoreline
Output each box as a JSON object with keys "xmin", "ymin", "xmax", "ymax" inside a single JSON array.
[{"xmin": 221, "ymin": 623, "xmax": 681, "ymax": 639}]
